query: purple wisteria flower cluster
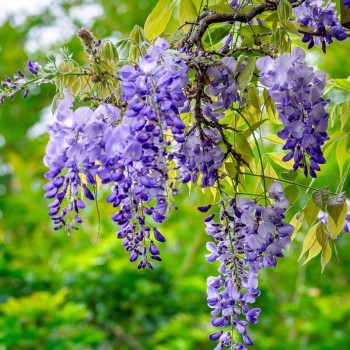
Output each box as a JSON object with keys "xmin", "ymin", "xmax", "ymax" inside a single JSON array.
[
  {"xmin": 173, "ymin": 128, "xmax": 225, "ymax": 187},
  {"xmin": 257, "ymin": 47, "xmax": 329, "ymax": 178},
  {"xmin": 43, "ymin": 90, "xmax": 120, "ymax": 233},
  {"xmin": 203, "ymin": 182, "xmax": 293, "ymax": 349},
  {"xmin": 204, "ymin": 57, "xmax": 241, "ymax": 122},
  {"xmin": 0, "ymin": 64, "xmax": 36, "ymax": 103},
  {"xmin": 294, "ymin": 0, "xmax": 347, "ymax": 52},
  {"xmin": 44, "ymin": 38, "xmax": 190, "ymax": 268}
]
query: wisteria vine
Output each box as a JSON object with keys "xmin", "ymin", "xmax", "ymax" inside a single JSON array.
[{"xmin": 1, "ymin": 0, "xmax": 350, "ymax": 348}]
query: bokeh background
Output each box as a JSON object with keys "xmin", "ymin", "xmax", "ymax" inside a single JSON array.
[{"xmin": 0, "ymin": 0, "xmax": 349, "ymax": 349}]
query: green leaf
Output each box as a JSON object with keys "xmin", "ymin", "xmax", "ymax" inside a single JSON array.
[
  {"xmin": 284, "ymin": 185, "xmax": 300, "ymax": 204},
  {"xmin": 312, "ymin": 187, "xmax": 330, "ymax": 211},
  {"xmin": 116, "ymin": 38, "xmax": 132, "ymax": 59},
  {"xmin": 280, "ymin": 170, "xmax": 298, "ymax": 181},
  {"xmin": 238, "ymin": 56, "xmax": 257, "ymax": 92},
  {"xmin": 144, "ymin": 0, "xmax": 176, "ymax": 40},
  {"xmin": 243, "ymin": 119, "xmax": 268, "ymax": 138},
  {"xmin": 321, "ymin": 242, "xmax": 332, "ymax": 273},
  {"xmin": 299, "ymin": 223, "xmax": 318, "ymax": 260},
  {"xmin": 179, "ymin": 0, "xmax": 198, "ymax": 29},
  {"xmin": 303, "ymin": 240, "xmax": 322, "ymax": 265},
  {"xmin": 270, "ymin": 28, "xmax": 290, "ymax": 53},
  {"xmin": 280, "ymin": 20, "xmax": 300, "ymax": 35},
  {"xmin": 267, "ymin": 152, "xmax": 294, "ymax": 169},
  {"xmin": 263, "ymin": 89, "xmax": 278, "ymax": 121},
  {"xmin": 207, "ymin": 0, "xmax": 234, "ymax": 13},
  {"xmin": 336, "ymin": 136, "xmax": 348, "ymax": 176},
  {"xmin": 224, "ymin": 162, "xmax": 237, "ymax": 178},
  {"xmin": 316, "ymin": 222, "xmax": 328, "ymax": 251},
  {"xmin": 327, "ymin": 193, "xmax": 346, "ymax": 224},
  {"xmin": 204, "ymin": 25, "xmax": 232, "ymax": 46},
  {"xmin": 290, "ymin": 212, "xmax": 303, "ymax": 241},
  {"xmin": 334, "ymin": 78, "xmax": 350, "ymax": 92},
  {"xmin": 277, "ymin": 0, "xmax": 293, "ymax": 21},
  {"xmin": 238, "ymin": 25, "xmax": 271, "ymax": 37},
  {"xmin": 129, "ymin": 25, "xmax": 148, "ymax": 45},
  {"xmin": 241, "ymin": 36, "xmax": 255, "ymax": 47},
  {"xmin": 264, "ymin": 134, "xmax": 285, "ymax": 145},
  {"xmin": 327, "ymin": 193, "xmax": 347, "ymax": 239},
  {"xmin": 304, "ymin": 197, "xmax": 320, "ymax": 228},
  {"xmin": 263, "ymin": 163, "xmax": 278, "ymax": 187},
  {"xmin": 248, "ymin": 87, "xmax": 261, "ymax": 110},
  {"xmin": 235, "ymin": 133, "xmax": 254, "ymax": 159}
]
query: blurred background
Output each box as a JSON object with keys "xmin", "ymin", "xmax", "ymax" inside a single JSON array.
[{"xmin": 0, "ymin": 0, "xmax": 349, "ymax": 349}]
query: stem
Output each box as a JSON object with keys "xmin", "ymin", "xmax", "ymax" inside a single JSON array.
[
  {"xmin": 241, "ymin": 172, "xmax": 338, "ymax": 195},
  {"xmin": 234, "ymin": 109, "xmax": 268, "ymax": 205}
]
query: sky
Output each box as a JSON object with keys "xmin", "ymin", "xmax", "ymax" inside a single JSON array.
[{"xmin": 0, "ymin": 0, "xmax": 103, "ymax": 52}]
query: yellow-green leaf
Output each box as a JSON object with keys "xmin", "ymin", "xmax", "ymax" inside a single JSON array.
[
  {"xmin": 179, "ymin": 0, "xmax": 198, "ymax": 29},
  {"xmin": 316, "ymin": 222, "xmax": 328, "ymax": 250},
  {"xmin": 144, "ymin": 0, "xmax": 176, "ymax": 40},
  {"xmin": 303, "ymin": 240, "xmax": 322, "ymax": 265},
  {"xmin": 290, "ymin": 212, "xmax": 303, "ymax": 241},
  {"xmin": 327, "ymin": 192, "xmax": 346, "ymax": 227},
  {"xmin": 267, "ymin": 152, "xmax": 294, "ymax": 169},
  {"xmin": 263, "ymin": 89, "xmax": 278, "ymax": 121},
  {"xmin": 225, "ymin": 162, "xmax": 237, "ymax": 178},
  {"xmin": 281, "ymin": 20, "xmax": 300, "ymax": 35},
  {"xmin": 328, "ymin": 202, "xmax": 347, "ymax": 239},
  {"xmin": 336, "ymin": 136, "xmax": 348, "ymax": 176},
  {"xmin": 244, "ymin": 119, "xmax": 268, "ymax": 138},
  {"xmin": 277, "ymin": 0, "xmax": 292, "ymax": 21},
  {"xmin": 299, "ymin": 223, "xmax": 318, "ymax": 260},
  {"xmin": 321, "ymin": 242, "xmax": 332, "ymax": 273},
  {"xmin": 263, "ymin": 135, "xmax": 285, "ymax": 145},
  {"xmin": 238, "ymin": 57, "xmax": 257, "ymax": 92},
  {"xmin": 284, "ymin": 185, "xmax": 300, "ymax": 204},
  {"xmin": 264, "ymin": 162, "xmax": 278, "ymax": 187},
  {"xmin": 236, "ymin": 133, "xmax": 254, "ymax": 159},
  {"xmin": 249, "ymin": 87, "xmax": 261, "ymax": 110},
  {"xmin": 304, "ymin": 197, "xmax": 320, "ymax": 228}
]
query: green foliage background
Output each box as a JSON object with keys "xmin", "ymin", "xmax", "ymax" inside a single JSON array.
[{"xmin": 0, "ymin": 1, "xmax": 349, "ymax": 349}]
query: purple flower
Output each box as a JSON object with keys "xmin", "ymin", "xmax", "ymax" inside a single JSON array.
[
  {"xmin": 28, "ymin": 60, "xmax": 39, "ymax": 74},
  {"xmin": 204, "ymin": 182, "xmax": 293, "ymax": 348},
  {"xmin": 257, "ymin": 47, "xmax": 329, "ymax": 178},
  {"xmin": 294, "ymin": 0, "xmax": 347, "ymax": 52}
]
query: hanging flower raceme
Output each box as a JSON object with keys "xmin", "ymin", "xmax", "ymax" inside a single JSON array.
[
  {"xmin": 43, "ymin": 38, "xmax": 190, "ymax": 268},
  {"xmin": 204, "ymin": 57, "xmax": 241, "ymax": 122},
  {"xmin": 173, "ymin": 128, "xmax": 224, "ymax": 187},
  {"xmin": 294, "ymin": 0, "xmax": 347, "ymax": 52},
  {"xmin": 44, "ymin": 89, "xmax": 119, "ymax": 233},
  {"xmin": 110, "ymin": 38, "xmax": 190, "ymax": 267},
  {"xmin": 257, "ymin": 47, "xmax": 329, "ymax": 178},
  {"xmin": 203, "ymin": 182, "xmax": 293, "ymax": 349}
]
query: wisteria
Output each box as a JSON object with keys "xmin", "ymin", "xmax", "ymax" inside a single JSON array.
[
  {"xmin": 1, "ymin": 0, "xmax": 350, "ymax": 348},
  {"xmin": 173, "ymin": 128, "xmax": 224, "ymax": 187},
  {"xmin": 294, "ymin": 0, "xmax": 347, "ymax": 52},
  {"xmin": 257, "ymin": 47, "xmax": 330, "ymax": 178},
  {"xmin": 42, "ymin": 38, "xmax": 193, "ymax": 268},
  {"xmin": 204, "ymin": 182, "xmax": 293, "ymax": 349},
  {"xmin": 204, "ymin": 57, "xmax": 241, "ymax": 122}
]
